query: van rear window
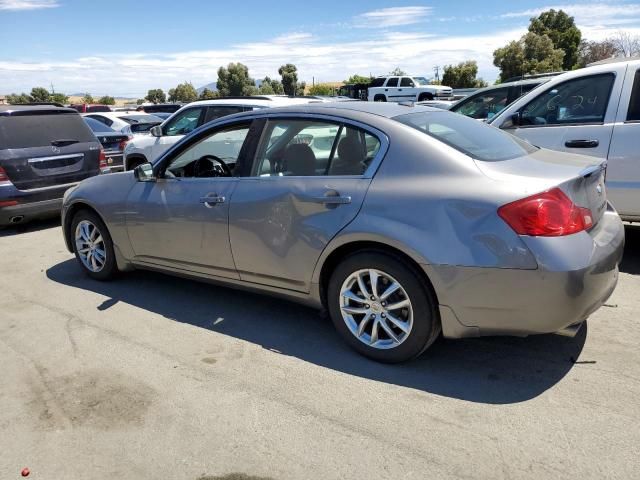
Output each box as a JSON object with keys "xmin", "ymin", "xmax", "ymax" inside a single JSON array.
[
  {"xmin": 395, "ymin": 111, "xmax": 538, "ymax": 162},
  {"xmin": 0, "ymin": 113, "xmax": 96, "ymax": 149}
]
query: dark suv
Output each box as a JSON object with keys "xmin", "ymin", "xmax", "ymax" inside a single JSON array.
[{"xmin": 0, "ymin": 105, "xmax": 103, "ymax": 226}]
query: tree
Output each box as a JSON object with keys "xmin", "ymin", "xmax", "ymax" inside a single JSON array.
[
  {"xmin": 389, "ymin": 67, "xmax": 406, "ymax": 76},
  {"xmin": 611, "ymin": 31, "xmax": 640, "ymax": 57},
  {"xmin": 50, "ymin": 93, "xmax": 68, "ymax": 104},
  {"xmin": 344, "ymin": 74, "xmax": 371, "ymax": 84},
  {"xmin": 6, "ymin": 93, "xmax": 32, "ymax": 104},
  {"xmin": 296, "ymin": 82, "xmax": 306, "ymax": 96},
  {"xmin": 30, "ymin": 87, "xmax": 50, "ymax": 102},
  {"xmin": 578, "ymin": 39, "xmax": 619, "ymax": 67},
  {"xmin": 81, "ymin": 93, "xmax": 94, "ymax": 104},
  {"xmin": 98, "ymin": 96, "xmax": 115, "ymax": 105},
  {"xmin": 493, "ymin": 32, "xmax": 564, "ymax": 82},
  {"xmin": 441, "ymin": 61, "xmax": 487, "ymax": 88},
  {"xmin": 216, "ymin": 62, "xmax": 256, "ymax": 97},
  {"xmin": 259, "ymin": 76, "xmax": 284, "ymax": 95},
  {"xmin": 136, "ymin": 98, "xmax": 145, "ymax": 105},
  {"xmin": 167, "ymin": 82, "xmax": 198, "ymax": 102},
  {"xmin": 528, "ymin": 9, "xmax": 581, "ymax": 70},
  {"xmin": 279, "ymin": 64, "xmax": 299, "ymax": 96},
  {"xmin": 308, "ymin": 83, "xmax": 335, "ymax": 95},
  {"xmin": 199, "ymin": 87, "xmax": 218, "ymax": 100},
  {"xmin": 145, "ymin": 88, "xmax": 166, "ymax": 104}
]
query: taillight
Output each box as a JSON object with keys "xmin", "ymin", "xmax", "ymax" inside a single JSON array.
[
  {"xmin": 118, "ymin": 135, "xmax": 132, "ymax": 151},
  {"xmin": 498, "ymin": 188, "xmax": 593, "ymax": 237},
  {"xmin": 0, "ymin": 166, "xmax": 13, "ymax": 186},
  {"xmin": 99, "ymin": 148, "xmax": 108, "ymax": 169}
]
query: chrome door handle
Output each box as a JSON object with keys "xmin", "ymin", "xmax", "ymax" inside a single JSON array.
[{"xmin": 200, "ymin": 195, "xmax": 225, "ymax": 207}]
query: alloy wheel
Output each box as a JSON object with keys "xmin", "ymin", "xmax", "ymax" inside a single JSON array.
[
  {"xmin": 339, "ymin": 268, "xmax": 414, "ymax": 349},
  {"xmin": 74, "ymin": 220, "xmax": 106, "ymax": 273}
]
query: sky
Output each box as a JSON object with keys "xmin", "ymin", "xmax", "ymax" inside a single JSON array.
[{"xmin": 1, "ymin": 0, "xmax": 639, "ymax": 97}]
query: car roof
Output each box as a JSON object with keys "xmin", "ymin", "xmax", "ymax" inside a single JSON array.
[
  {"xmin": 222, "ymin": 101, "xmax": 440, "ymax": 120},
  {"xmin": 182, "ymin": 96, "xmax": 321, "ymax": 108},
  {"xmin": 0, "ymin": 105, "xmax": 77, "ymax": 116}
]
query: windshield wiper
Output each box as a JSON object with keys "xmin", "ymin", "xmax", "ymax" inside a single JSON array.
[{"xmin": 51, "ymin": 139, "xmax": 79, "ymax": 147}]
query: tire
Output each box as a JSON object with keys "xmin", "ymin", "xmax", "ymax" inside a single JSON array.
[
  {"xmin": 70, "ymin": 209, "xmax": 118, "ymax": 281},
  {"xmin": 327, "ymin": 251, "xmax": 440, "ymax": 363},
  {"xmin": 373, "ymin": 94, "xmax": 387, "ymax": 102},
  {"xmin": 418, "ymin": 93, "xmax": 434, "ymax": 101},
  {"xmin": 126, "ymin": 156, "xmax": 146, "ymax": 171}
]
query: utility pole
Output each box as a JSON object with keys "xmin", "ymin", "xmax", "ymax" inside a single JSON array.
[
  {"xmin": 50, "ymin": 82, "xmax": 55, "ymax": 94},
  {"xmin": 433, "ymin": 66, "xmax": 440, "ymax": 83}
]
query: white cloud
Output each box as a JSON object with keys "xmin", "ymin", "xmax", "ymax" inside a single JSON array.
[
  {"xmin": 355, "ymin": 6, "xmax": 432, "ymax": 28},
  {"xmin": 0, "ymin": 28, "xmax": 525, "ymax": 97},
  {"xmin": 0, "ymin": 0, "xmax": 58, "ymax": 10}
]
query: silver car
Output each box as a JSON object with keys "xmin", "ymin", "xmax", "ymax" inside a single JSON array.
[{"xmin": 61, "ymin": 102, "xmax": 624, "ymax": 363}]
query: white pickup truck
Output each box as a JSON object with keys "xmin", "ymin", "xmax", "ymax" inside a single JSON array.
[
  {"xmin": 367, "ymin": 76, "xmax": 453, "ymax": 102},
  {"xmin": 490, "ymin": 58, "xmax": 640, "ymax": 221}
]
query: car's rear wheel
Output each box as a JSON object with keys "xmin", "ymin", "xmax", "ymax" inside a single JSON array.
[
  {"xmin": 327, "ymin": 251, "xmax": 440, "ymax": 363},
  {"xmin": 71, "ymin": 210, "xmax": 117, "ymax": 280},
  {"xmin": 373, "ymin": 94, "xmax": 387, "ymax": 102}
]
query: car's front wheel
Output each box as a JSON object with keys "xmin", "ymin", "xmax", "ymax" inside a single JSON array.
[
  {"xmin": 71, "ymin": 210, "xmax": 118, "ymax": 280},
  {"xmin": 327, "ymin": 251, "xmax": 440, "ymax": 363}
]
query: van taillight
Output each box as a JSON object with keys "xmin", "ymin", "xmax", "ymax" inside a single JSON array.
[
  {"xmin": 99, "ymin": 148, "xmax": 108, "ymax": 169},
  {"xmin": 498, "ymin": 188, "xmax": 593, "ymax": 237},
  {"xmin": 0, "ymin": 166, "xmax": 13, "ymax": 186}
]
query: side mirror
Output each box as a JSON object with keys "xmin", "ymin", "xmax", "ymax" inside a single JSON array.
[
  {"xmin": 150, "ymin": 125, "xmax": 163, "ymax": 137},
  {"xmin": 134, "ymin": 162, "xmax": 156, "ymax": 182},
  {"xmin": 500, "ymin": 112, "xmax": 521, "ymax": 129}
]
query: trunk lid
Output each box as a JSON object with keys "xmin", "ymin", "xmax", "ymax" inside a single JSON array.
[
  {"xmin": 0, "ymin": 110, "xmax": 101, "ymax": 190},
  {"xmin": 474, "ymin": 148, "xmax": 608, "ymax": 226},
  {"xmin": 95, "ymin": 132, "xmax": 129, "ymax": 152}
]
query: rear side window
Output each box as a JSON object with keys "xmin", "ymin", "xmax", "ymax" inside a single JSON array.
[
  {"xmin": 520, "ymin": 73, "xmax": 615, "ymax": 126},
  {"xmin": 396, "ymin": 111, "xmax": 538, "ymax": 162},
  {"xmin": 205, "ymin": 106, "xmax": 246, "ymax": 123},
  {"xmin": 386, "ymin": 77, "xmax": 399, "ymax": 87},
  {"xmin": 451, "ymin": 87, "xmax": 509, "ymax": 120},
  {"xmin": 370, "ymin": 78, "xmax": 386, "ymax": 88},
  {"xmin": 627, "ymin": 69, "xmax": 640, "ymax": 122},
  {"xmin": 0, "ymin": 113, "xmax": 96, "ymax": 149}
]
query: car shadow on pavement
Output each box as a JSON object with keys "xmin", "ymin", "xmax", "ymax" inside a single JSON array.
[
  {"xmin": 620, "ymin": 224, "xmax": 640, "ymax": 275},
  {"xmin": 0, "ymin": 218, "xmax": 61, "ymax": 237},
  {"xmin": 47, "ymin": 259, "xmax": 588, "ymax": 405}
]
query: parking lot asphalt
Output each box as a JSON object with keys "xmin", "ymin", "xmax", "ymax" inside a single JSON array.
[{"xmin": 0, "ymin": 220, "xmax": 639, "ymax": 480}]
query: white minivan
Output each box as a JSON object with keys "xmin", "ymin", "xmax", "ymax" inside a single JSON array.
[{"xmin": 490, "ymin": 58, "xmax": 640, "ymax": 220}]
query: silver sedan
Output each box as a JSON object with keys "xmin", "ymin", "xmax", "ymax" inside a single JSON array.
[{"xmin": 61, "ymin": 102, "xmax": 625, "ymax": 363}]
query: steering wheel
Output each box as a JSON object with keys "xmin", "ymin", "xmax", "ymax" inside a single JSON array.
[{"xmin": 193, "ymin": 155, "xmax": 232, "ymax": 178}]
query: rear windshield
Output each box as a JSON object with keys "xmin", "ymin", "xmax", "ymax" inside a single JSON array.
[
  {"xmin": 394, "ymin": 111, "xmax": 538, "ymax": 161},
  {"xmin": 84, "ymin": 117, "xmax": 116, "ymax": 133},
  {"xmin": 119, "ymin": 114, "xmax": 162, "ymax": 124},
  {"xmin": 0, "ymin": 112, "xmax": 96, "ymax": 149}
]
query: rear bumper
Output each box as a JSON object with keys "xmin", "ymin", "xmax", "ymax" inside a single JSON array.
[
  {"xmin": 0, "ymin": 197, "xmax": 62, "ymax": 225},
  {"xmin": 0, "ymin": 182, "xmax": 77, "ymax": 225},
  {"xmin": 426, "ymin": 209, "xmax": 625, "ymax": 338}
]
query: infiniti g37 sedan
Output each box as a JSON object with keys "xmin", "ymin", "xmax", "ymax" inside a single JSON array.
[{"xmin": 61, "ymin": 102, "xmax": 624, "ymax": 363}]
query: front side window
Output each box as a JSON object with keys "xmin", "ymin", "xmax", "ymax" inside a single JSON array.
[
  {"xmin": 251, "ymin": 119, "xmax": 380, "ymax": 177},
  {"xmin": 520, "ymin": 74, "xmax": 615, "ymax": 126},
  {"xmin": 400, "ymin": 77, "xmax": 415, "ymax": 87},
  {"xmin": 396, "ymin": 111, "xmax": 538, "ymax": 162},
  {"xmin": 452, "ymin": 88, "xmax": 510, "ymax": 120},
  {"xmin": 163, "ymin": 107, "xmax": 204, "ymax": 136},
  {"xmin": 165, "ymin": 124, "xmax": 249, "ymax": 178},
  {"xmin": 386, "ymin": 77, "xmax": 399, "ymax": 87},
  {"xmin": 627, "ymin": 69, "xmax": 640, "ymax": 122}
]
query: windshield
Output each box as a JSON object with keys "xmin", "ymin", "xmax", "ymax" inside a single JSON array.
[
  {"xmin": 119, "ymin": 114, "xmax": 163, "ymax": 125},
  {"xmin": 395, "ymin": 111, "xmax": 538, "ymax": 161},
  {"xmin": 84, "ymin": 117, "xmax": 116, "ymax": 133},
  {"xmin": 413, "ymin": 77, "xmax": 430, "ymax": 86}
]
